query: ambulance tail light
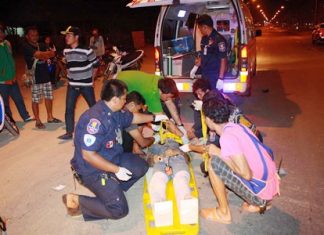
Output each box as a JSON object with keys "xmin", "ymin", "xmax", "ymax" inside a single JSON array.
[
  {"xmin": 154, "ymin": 47, "xmax": 161, "ymax": 76},
  {"xmin": 241, "ymin": 46, "xmax": 247, "ymax": 58},
  {"xmin": 240, "ymin": 45, "xmax": 248, "ymax": 83}
]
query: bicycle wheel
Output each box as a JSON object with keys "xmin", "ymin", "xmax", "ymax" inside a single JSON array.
[{"xmin": 4, "ymin": 115, "xmax": 19, "ymax": 136}]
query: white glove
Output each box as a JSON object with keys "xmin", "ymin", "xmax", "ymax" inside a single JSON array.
[
  {"xmin": 192, "ymin": 100, "xmax": 203, "ymax": 111},
  {"xmin": 179, "ymin": 144, "xmax": 191, "ymax": 153},
  {"xmin": 154, "ymin": 114, "xmax": 169, "ymax": 122},
  {"xmin": 190, "ymin": 65, "xmax": 199, "ymax": 79},
  {"xmin": 216, "ymin": 79, "xmax": 224, "ymax": 90},
  {"xmin": 178, "ymin": 125, "xmax": 189, "ymax": 144},
  {"xmin": 115, "ymin": 167, "xmax": 132, "ymax": 181},
  {"xmin": 153, "ymin": 133, "xmax": 161, "ymax": 144},
  {"xmin": 151, "ymin": 124, "xmax": 160, "ymax": 132}
]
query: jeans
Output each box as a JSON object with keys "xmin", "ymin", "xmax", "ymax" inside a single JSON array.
[
  {"xmin": 65, "ymin": 85, "xmax": 96, "ymax": 133},
  {"xmin": 0, "ymin": 83, "xmax": 30, "ymax": 120}
]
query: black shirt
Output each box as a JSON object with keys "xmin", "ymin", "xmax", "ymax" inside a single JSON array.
[
  {"xmin": 122, "ymin": 124, "xmax": 138, "ymax": 153},
  {"xmin": 23, "ymin": 42, "xmax": 51, "ymax": 84}
]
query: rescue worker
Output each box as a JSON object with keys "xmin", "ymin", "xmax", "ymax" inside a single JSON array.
[
  {"xmin": 62, "ymin": 79, "xmax": 168, "ymax": 220},
  {"xmin": 195, "ymin": 14, "xmax": 227, "ymax": 90}
]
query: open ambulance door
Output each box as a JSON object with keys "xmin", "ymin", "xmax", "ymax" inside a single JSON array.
[{"xmin": 127, "ymin": 0, "xmax": 210, "ymax": 8}]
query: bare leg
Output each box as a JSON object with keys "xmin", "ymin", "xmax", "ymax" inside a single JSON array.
[
  {"xmin": 208, "ymin": 160, "xmax": 231, "ymax": 217},
  {"xmin": 45, "ymin": 99, "xmax": 54, "ymax": 121},
  {"xmin": 200, "ymin": 159, "xmax": 232, "ymax": 223},
  {"xmin": 32, "ymin": 102, "xmax": 41, "ymax": 124},
  {"xmin": 164, "ymin": 99, "xmax": 182, "ymax": 125}
]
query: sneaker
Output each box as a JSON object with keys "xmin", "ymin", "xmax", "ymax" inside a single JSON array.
[
  {"xmin": 58, "ymin": 132, "xmax": 73, "ymax": 140},
  {"xmin": 24, "ymin": 117, "xmax": 35, "ymax": 123}
]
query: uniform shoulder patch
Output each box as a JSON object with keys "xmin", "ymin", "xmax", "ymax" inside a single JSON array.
[
  {"xmin": 218, "ymin": 42, "xmax": 226, "ymax": 52},
  {"xmin": 87, "ymin": 118, "xmax": 101, "ymax": 134},
  {"xmin": 84, "ymin": 134, "xmax": 96, "ymax": 147}
]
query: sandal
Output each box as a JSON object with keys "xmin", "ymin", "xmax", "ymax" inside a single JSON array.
[
  {"xmin": 241, "ymin": 202, "xmax": 272, "ymax": 213},
  {"xmin": 200, "ymin": 208, "xmax": 232, "ymax": 224},
  {"xmin": 35, "ymin": 122, "xmax": 45, "ymax": 129},
  {"xmin": 48, "ymin": 117, "xmax": 62, "ymax": 123}
]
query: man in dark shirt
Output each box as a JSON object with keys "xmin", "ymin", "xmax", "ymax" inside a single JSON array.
[
  {"xmin": 196, "ymin": 14, "xmax": 227, "ymax": 90},
  {"xmin": 23, "ymin": 26, "xmax": 61, "ymax": 129},
  {"xmin": 122, "ymin": 91, "xmax": 154, "ymax": 153}
]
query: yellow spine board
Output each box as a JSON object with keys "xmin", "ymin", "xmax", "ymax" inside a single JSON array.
[
  {"xmin": 200, "ymin": 111, "xmax": 209, "ymax": 172},
  {"xmin": 143, "ymin": 161, "xmax": 199, "ymax": 235},
  {"xmin": 159, "ymin": 121, "xmax": 183, "ymax": 145}
]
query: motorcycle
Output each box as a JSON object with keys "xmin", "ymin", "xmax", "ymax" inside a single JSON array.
[
  {"xmin": 102, "ymin": 46, "xmax": 144, "ymax": 81},
  {"xmin": 0, "ymin": 94, "xmax": 20, "ymax": 136}
]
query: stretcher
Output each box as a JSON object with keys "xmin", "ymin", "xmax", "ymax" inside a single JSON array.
[
  {"xmin": 143, "ymin": 161, "xmax": 199, "ymax": 235},
  {"xmin": 159, "ymin": 121, "xmax": 183, "ymax": 145},
  {"xmin": 143, "ymin": 121, "xmax": 199, "ymax": 235},
  {"xmin": 200, "ymin": 110, "xmax": 209, "ymax": 172}
]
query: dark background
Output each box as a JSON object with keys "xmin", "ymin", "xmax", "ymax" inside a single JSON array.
[{"xmin": 1, "ymin": 0, "xmax": 323, "ymax": 51}]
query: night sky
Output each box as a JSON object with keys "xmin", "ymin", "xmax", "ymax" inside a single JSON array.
[{"xmin": 0, "ymin": 0, "xmax": 319, "ymax": 34}]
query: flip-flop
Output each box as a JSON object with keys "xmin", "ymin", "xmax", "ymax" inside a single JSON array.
[
  {"xmin": 48, "ymin": 118, "xmax": 62, "ymax": 123},
  {"xmin": 200, "ymin": 208, "xmax": 232, "ymax": 224},
  {"xmin": 35, "ymin": 122, "xmax": 45, "ymax": 129},
  {"xmin": 241, "ymin": 202, "xmax": 272, "ymax": 213}
]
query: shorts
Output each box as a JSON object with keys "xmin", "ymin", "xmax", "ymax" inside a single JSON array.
[
  {"xmin": 31, "ymin": 82, "xmax": 53, "ymax": 103},
  {"xmin": 210, "ymin": 155, "xmax": 266, "ymax": 206}
]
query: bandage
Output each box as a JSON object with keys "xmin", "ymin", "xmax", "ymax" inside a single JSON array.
[
  {"xmin": 173, "ymin": 170, "xmax": 191, "ymax": 208},
  {"xmin": 148, "ymin": 171, "xmax": 169, "ymax": 203}
]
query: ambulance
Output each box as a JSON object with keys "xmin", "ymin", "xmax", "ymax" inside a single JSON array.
[{"xmin": 128, "ymin": 0, "xmax": 261, "ymax": 94}]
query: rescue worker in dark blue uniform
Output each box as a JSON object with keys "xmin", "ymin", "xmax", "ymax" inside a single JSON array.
[
  {"xmin": 62, "ymin": 79, "xmax": 168, "ymax": 221},
  {"xmin": 196, "ymin": 14, "xmax": 227, "ymax": 90}
]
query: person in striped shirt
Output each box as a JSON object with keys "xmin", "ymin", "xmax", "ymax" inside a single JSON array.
[{"xmin": 58, "ymin": 26, "xmax": 99, "ymax": 140}]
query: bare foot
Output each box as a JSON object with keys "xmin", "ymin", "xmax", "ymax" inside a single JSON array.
[
  {"xmin": 62, "ymin": 194, "xmax": 81, "ymax": 217},
  {"xmin": 200, "ymin": 208, "xmax": 232, "ymax": 224},
  {"xmin": 66, "ymin": 193, "xmax": 79, "ymax": 209}
]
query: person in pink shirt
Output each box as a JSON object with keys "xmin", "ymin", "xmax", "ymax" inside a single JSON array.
[{"xmin": 198, "ymin": 99, "xmax": 280, "ymax": 224}]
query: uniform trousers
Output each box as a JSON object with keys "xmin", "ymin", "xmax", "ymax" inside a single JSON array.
[{"xmin": 79, "ymin": 152, "xmax": 149, "ymax": 221}]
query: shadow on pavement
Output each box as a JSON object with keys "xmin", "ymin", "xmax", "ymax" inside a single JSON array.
[
  {"xmin": 0, "ymin": 131, "xmax": 19, "ymax": 147},
  {"xmin": 227, "ymin": 206, "xmax": 300, "ymax": 235},
  {"xmin": 228, "ymin": 70, "xmax": 301, "ymax": 128}
]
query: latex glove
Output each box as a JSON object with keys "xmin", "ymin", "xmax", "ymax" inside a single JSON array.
[
  {"xmin": 178, "ymin": 125, "xmax": 190, "ymax": 144},
  {"xmin": 192, "ymin": 100, "xmax": 203, "ymax": 111},
  {"xmin": 151, "ymin": 124, "xmax": 160, "ymax": 132},
  {"xmin": 216, "ymin": 79, "xmax": 224, "ymax": 90},
  {"xmin": 179, "ymin": 144, "xmax": 191, "ymax": 153},
  {"xmin": 190, "ymin": 65, "xmax": 199, "ymax": 79},
  {"xmin": 115, "ymin": 167, "xmax": 132, "ymax": 181},
  {"xmin": 154, "ymin": 114, "xmax": 169, "ymax": 122},
  {"xmin": 153, "ymin": 133, "xmax": 161, "ymax": 144}
]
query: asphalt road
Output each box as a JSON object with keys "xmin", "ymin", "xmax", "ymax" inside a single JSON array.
[{"xmin": 0, "ymin": 27, "xmax": 323, "ymax": 235}]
